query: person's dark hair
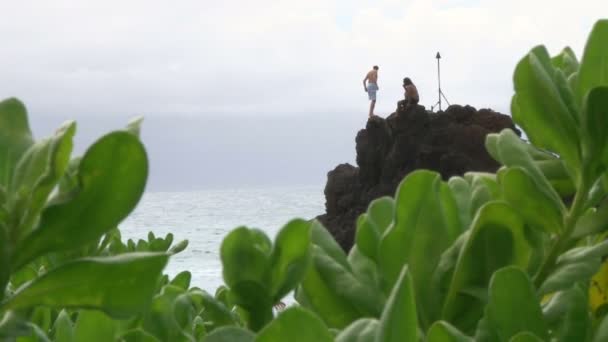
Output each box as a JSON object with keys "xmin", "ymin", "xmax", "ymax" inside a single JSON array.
[
  {"xmin": 403, "ymin": 77, "xmax": 413, "ymax": 86},
  {"xmin": 373, "ymin": 65, "xmax": 379, "ymax": 70}
]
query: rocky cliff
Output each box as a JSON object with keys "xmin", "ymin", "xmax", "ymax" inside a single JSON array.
[{"xmin": 316, "ymin": 102, "xmax": 519, "ymax": 251}]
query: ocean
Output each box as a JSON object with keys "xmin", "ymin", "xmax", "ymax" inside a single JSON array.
[{"xmin": 121, "ymin": 185, "xmax": 325, "ymax": 293}]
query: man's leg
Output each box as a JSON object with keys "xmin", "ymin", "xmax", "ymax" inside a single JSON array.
[{"xmin": 369, "ymin": 100, "xmax": 376, "ymax": 117}]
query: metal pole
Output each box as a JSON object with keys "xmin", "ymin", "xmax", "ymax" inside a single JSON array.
[{"xmin": 436, "ymin": 52, "xmax": 442, "ymax": 111}]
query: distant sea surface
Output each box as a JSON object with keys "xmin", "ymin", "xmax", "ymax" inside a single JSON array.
[{"xmin": 121, "ymin": 185, "xmax": 325, "ymax": 293}]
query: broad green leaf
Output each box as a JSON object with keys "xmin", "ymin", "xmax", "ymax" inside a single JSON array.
[
  {"xmin": 348, "ymin": 246, "xmax": 382, "ymax": 290},
  {"xmin": 9, "ymin": 121, "xmax": 75, "ymax": 239},
  {"xmin": 366, "ymin": 197, "xmax": 395, "ymax": 236},
  {"xmin": 73, "ymin": 310, "xmax": 116, "ymax": 342},
  {"xmin": 2, "ymin": 253, "xmax": 168, "ymax": 318},
  {"xmin": 448, "ymin": 177, "xmax": 473, "ymax": 230},
  {"xmin": 508, "ymin": 332, "xmax": 544, "ymax": 342},
  {"xmin": 483, "ymin": 267, "xmax": 548, "ymax": 341},
  {"xmin": 0, "ymin": 98, "xmax": 34, "ymax": 187},
  {"xmin": 298, "ymin": 253, "xmax": 361, "ymax": 329},
  {"xmin": 499, "ymin": 167, "xmax": 563, "ymax": 233},
  {"xmin": 512, "ymin": 46, "xmax": 580, "ymax": 172},
  {"xmin": 376, "ymin": 265, "xmax": 418, "ymax": 342},
  {"xmin": 378, "ymin": 171, "xmax": 462, "ymax": 327},
  {"xmin": 310, "ymin": 220, "xmax": 350, "ymax": 270},
  {"xmin": 581, "ymin": 86, "xmax": 608, "ymax": 180},
  {"xmin": 141, "ymin": 284, "xmax": 184, "ymax": 342},
  {"xmin": 52, "ymin": 310, "xmax": 73, "ymax": 342},
  {"xmin": 269, "ymin": 219, "xmax": 312, "ymax": 301},
  {"xmin": 335, "ymin": 318, "xmax": 378, "ymax": 342},
  {"xmin": 486, "ymin": 130, "xmax": 564, "ymax": 212},
  {"xmin": 118, "ymin": 329, "xmax": 161, "ymax": 342},
  {"xmin": 539, "ymin": 258, "xmax": 600, "ymax": 295},
  {"xmin": 576, "ymin": 19, "xmax": 608, "ymax": 104},
  {"xmin": 442, "ymin": 202, "xmax": 533, "ymax": 332},
  {"xmin": 593, "ymin": 313, "xmax": 608, "ymax": 342},
  {"xmin": 12, "ymin": 132, "xmax": 149, "ymax": 269},
  {"xmin": 574, "ymin": 203, "xmax": 608, "ymax": 238},
  {"xmin": 557, "ymin": 239, "xmax": 608, "ymax": 265},
  {"xmin": 169, "ymin": 271, "xmax": 191, "ymax": 290},
  {"xmin": 426, "ymin": 321, "xmax": 472, "ymax": 342},
  {"xmin": 203, "ymin": 326, "xmax": 255, "ymax": 342},
  {"xmin": 535, "ymin": 159, "xmax": 576, "ymax": 197},
  {"xmin": 190, "ymin": 289, "xmax": 238, "ymax": 328},
  {"xmin": 356, "ymin": 214, "xmax": 381, "ymax": 261},
  {"xmin": 551, "ymin": 46, "xmax": 579, "ymax": 78},
  {"xmin": 314, "ymin": 246, "xmax": 384, "ymax": 317},
  {"xmin": 220, "ymin": 227, "xmax": 271, "ymax": 293},
  {"xmin": 542, "ymin": 287, "xmax": 591, "ymax": 341},
  {"xmin": 256, "ymin": 307, "xmax": 333, "ymax": 342}
]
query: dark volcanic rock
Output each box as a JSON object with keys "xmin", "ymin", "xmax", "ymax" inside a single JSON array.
[{"xmin": 316, "ymin": 103, "xmax": 519, "ymax": 251}]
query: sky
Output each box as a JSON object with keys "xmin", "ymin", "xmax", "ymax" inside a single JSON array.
[{"xmin": 1, "ymin": 0, "xmax": 606, "ymax": 190}]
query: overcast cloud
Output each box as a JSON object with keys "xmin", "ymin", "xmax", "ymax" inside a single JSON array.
[{"xmin": 1, "ymin": 0, "xmax": 605, "ymax": 190}]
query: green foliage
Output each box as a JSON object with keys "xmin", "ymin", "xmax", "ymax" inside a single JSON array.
[
  {"xmin": 0, "ymin": 98, "xmax": 178, "ymax": 340},
  {"xmin": 206, "ymin": 18, "xmax": 608, "ymax": 342}
]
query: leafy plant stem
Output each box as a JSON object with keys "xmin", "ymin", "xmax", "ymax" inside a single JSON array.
[{"xmin": 533, "ymin": 179, "xmax": 589, "ymax": 289}]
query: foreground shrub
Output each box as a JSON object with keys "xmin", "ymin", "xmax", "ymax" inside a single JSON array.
[{"xmin": 210, "ymin": 19, "xmax": 608, "ymax": 341}]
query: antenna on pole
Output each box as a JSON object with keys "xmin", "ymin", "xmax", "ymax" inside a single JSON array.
[{"xmin": 431, "ymin": 51, "xmax": 450, "ymax": 112}]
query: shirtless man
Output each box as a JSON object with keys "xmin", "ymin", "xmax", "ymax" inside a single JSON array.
[
  {"xmin": 402, "ymin": 77, "xmax": 419, "ymax": 109},
  {"xmin": 363, "ymin": 66, "xmax": 379, "ymax": 117}
]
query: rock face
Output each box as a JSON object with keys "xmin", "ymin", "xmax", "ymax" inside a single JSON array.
[{"xmin": 316, "ymin": 103, "xmax": 519, "ymax": 251}]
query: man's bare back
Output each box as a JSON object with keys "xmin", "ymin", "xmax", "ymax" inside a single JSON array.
[{"xmin": 366, "ymin": 70, "xmax": 378, "ymax": 84}]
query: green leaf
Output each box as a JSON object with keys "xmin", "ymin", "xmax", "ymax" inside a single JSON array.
[
  {"xmin": 170, "ymin": 271, "xmax": 191, "ymax": 290},
  {"xmin": 508, "ymin": 332, "xmax": 544, "ymax": 342},
  {"xmin": 542, "ymin": 287, "xmax": 591, "ymax": 341},
  {"xmin": 188, "ymin": 289, "xmax": 238, "ymax": 328},
  {"xmin": 426, "ymin": 321, "xmax": 472, "ymax": 342},
  {"xmin": 512, "ymin": 46, "xmax": 580, "ymax": 171},
  {"xmin": 576, "ymin": 19, "xmax": 608, "ymax": 104},
  {"xmin": 52, "ymin": 310, "xmax": 73, "ymax": 342},
  {"xmin": 2, "ymin": 253, "xmax": 168, "ymax": 318},
  {"xmin": 12, "ymin": 131, "xmax": 149, "ymax": 269},
  {"xmin": 310, "ymin": 220, "xmax": 350, "ymax": 270},
  {"xmin": 348, "ymin": 246, "xmax": 382, "ymax": 290},
  {"xmin": 483, "ymin": 267, "xmax": 548, "ymax": 341},
  {"xmin": 221, "ymin": 227, "xmax": 271, "ymax": 291},
  {"xmin": 448, "ymin": 177, "xmax": 473, "ymax": 230},
  {"xmin": 0, "ymin": 98, "xmax": 34, "ymax": 187},
  {"xmin": 535, "ymin": 159, "xmax": 576, "ymax": 197},
  {"xmin": 593, "ymin": 313, "xmax": 608, "ymax": 342},
  {"xmin": 581, "ymin": 86, "xmax": 608, "ymax": 180},
  {"xmin": 538, "ymin": 258, "xmax": 600, "ymax": 295},
  {"xmin": 73, "ymin": 311, "xmax": 116, "ymax": 342},
  {"xmin": 118, "ymin": 329, "xmax": 161, "ymax": 342},
  {"xmin": 169, "ymin": 239, "xmax": 189, "ymax": 255},
  {"xmin": 378, "ymin": 171, "xmax": 462, "ymax": 327},
  {"xmin": 204, "ymin": 326, "xmax": 255, "ymax": 342},
  {"xmin": 486, "ymin": 130, "xmax": 564, "ymax": 212},
  {"xmin": 298, "ymin": 252, "xmax": 361, "ymax": 329},
  {"xmin": 557, "ymin": 239, "xmax": 608, "ymax": 265},
  {"xmin": 499, "ymin": 167, "xmax": 563, "ymax": 233},
  {"xmin": 573, "ymin": 202, "xmax": 608, "ymax": 238},
  {"xmin": 256, "ymin": 307, "xmax": 332, "ymax": 342},
  {"xmin": 269, "ymin": 219, "xmax": 312, "ymax": 301},
  {"xmin": 335, "ymin": 318, "xmax": 378, "ymax": 342},
  {"xmin": 376, "ymin": 265, "xmax": 418, "ymax": 342},
  {"xmin": 442, "ymin": 202, "xmax": 533, "ymax": 332},
  {"xmin": 356, "ymin": 214, "xmax": 381, "ymax": 261},
  {"xmin": 9, "ymin": 121, "xmax": 75, "ymax": 242},
  {"xmin": 314, "ymin": 246, "xmax": 384, "ymax": 317},
  {"xmin": 551, "ymin": 47, "xmax": 579, "ymax": 78}
]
